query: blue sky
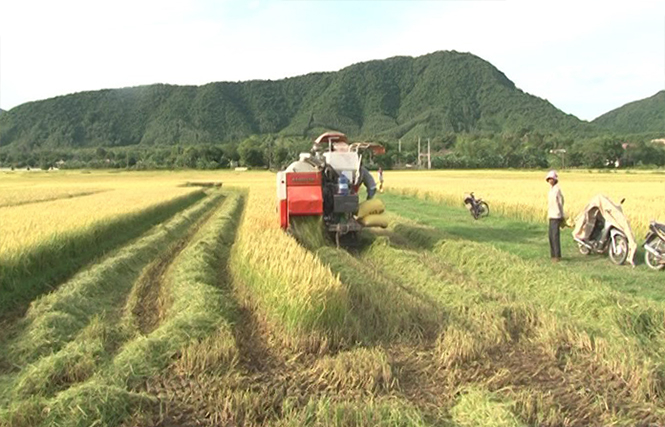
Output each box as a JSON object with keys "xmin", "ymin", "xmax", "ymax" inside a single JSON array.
[{"xmin": 0, "ymin": 0, "xmax": 663, "ymax": 120}]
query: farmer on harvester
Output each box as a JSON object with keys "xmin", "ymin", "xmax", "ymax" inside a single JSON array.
[{"xmin": 360, "ymin": 166, "xmax": 377, "ymax": 200}]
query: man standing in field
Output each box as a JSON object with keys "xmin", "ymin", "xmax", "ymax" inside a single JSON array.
[
  {"xmin": 378, "ymin": 167, "xmax": 384, "ymax": 193},
  {"xmin": 546, "ymin": 170, "xmax": 564, "ymax": 262}
]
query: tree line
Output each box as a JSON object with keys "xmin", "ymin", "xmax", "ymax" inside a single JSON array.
[{"xmin": 2, "ymin": 131, "xmax": 663, "ymax": 171}]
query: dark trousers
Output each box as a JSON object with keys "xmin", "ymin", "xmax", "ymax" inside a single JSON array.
[{"xmin": 549, "ymin": 218, "xmax": 562, "ymax": 258}]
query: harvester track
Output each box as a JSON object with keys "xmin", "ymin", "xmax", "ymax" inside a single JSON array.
[{"xmin": 131, "ymin": 196, "xmax": 225, "ymax": 335}]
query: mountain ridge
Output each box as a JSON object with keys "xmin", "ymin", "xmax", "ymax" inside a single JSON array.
[
  {"xmin": 0, "ymin": 50, "xmax": 592, "ymax": 150},
  {"xmin": 592, "ymin": 90, "xmax": 665, "ymax": 134}
]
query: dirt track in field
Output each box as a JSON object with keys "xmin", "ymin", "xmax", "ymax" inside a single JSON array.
[{"xmin": 131, "ymin": 196, "xmax": 225, "ymax": 335}]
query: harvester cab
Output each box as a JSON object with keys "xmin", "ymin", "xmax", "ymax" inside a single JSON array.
[{"xmin": 277, "ymin": 132, "xmax": 385, "ymax": 246}]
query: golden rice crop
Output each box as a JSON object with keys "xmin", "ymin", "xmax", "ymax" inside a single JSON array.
[
  {"xmin": 230, "ymin": 182, "xmax": 355, "ymax": 350},
  {"xmin": 0, "ymin": 184, "xmax": 199, "ymax": 262},
  {"xmin": 0, "ymin": 187, "xmax": 105, "ymax": 208},
  {"xmin": 386, "ymin": 169, "xmax": 665, "ymax": 234},
  {"xmin": 0, "ymin": 170, "xmax": 271, "ymax": 262}
]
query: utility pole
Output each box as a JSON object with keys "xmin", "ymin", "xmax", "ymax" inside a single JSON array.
[
  {"xmin": 417, "ymin": 137, "xmax": 421, "ymax": 168},
  {"xmin": 398, "ymin": 139, "xmax": 401, "ymax": 169},
  {"xmin": 427, "ymin": 138, "xmax": 431, "ymax": 170}
]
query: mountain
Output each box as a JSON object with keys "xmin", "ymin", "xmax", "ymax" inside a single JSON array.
[
  {"xmin": 593, "ymin": 90, "xmax": 665, "ymax": 134},
  {"xmin": 0, "ymin": 51, "xmax": 589, "ymax": 150},
  {"xmin": 0, "ymin": 109, "xmax": 5, "ymax": 116}
]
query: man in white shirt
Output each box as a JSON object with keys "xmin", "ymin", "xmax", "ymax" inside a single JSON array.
[{"xmin": 546, "ymin": 170, "xmax": 564, "ymax": 262}]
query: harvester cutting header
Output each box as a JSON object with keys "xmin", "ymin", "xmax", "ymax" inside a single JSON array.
[{"xmin": 277, "ymin": 132, "xmax": 387, "ymax": 246}]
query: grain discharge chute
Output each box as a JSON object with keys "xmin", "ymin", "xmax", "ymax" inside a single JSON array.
[{"xmin": 277, "ymin": 132, "xmax": 386, "ymax": 246}]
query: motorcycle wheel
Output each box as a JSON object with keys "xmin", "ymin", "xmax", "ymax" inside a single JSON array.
[
  {"xmin": 609, "ymin": 233, "xmax": 629, "ymax": 265},
  {"xmin": 477, "ymin": 202, "xmax": 490, "ymax": 218},
  {"xmin": 645, "ymin": 238, "xmax": 665, "ymax": 270},
  {"xmin": 578, "ymin": 244, "xmax": 590, "ymax": 255}
]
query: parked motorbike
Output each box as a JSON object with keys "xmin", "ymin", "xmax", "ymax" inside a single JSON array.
[
  {"xmin": 644, "ymin": 220, "xmax": 665, "ymax": 270},
  {"xmin": 464, "ymin": 193, "xmax": 489, "ymax": 220},
  {"xmin": 572, "ymin": 195, "xmax": 636, "ymax": 266}
]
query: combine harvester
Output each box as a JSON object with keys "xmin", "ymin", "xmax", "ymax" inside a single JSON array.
[{"xmin": 277, "ymin": 132, "xmax": 387, "ymax": 247}]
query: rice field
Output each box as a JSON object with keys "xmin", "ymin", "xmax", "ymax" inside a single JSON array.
[
  {"xmin": 1, "ymin": 168, "xmax": 664, "ymax": 427},
  {"xmin": 387, "ymin": 169, "xmax": 665, "ymax": 235},
  {"xmin": 0, "ymin": 186, "xmax": 200, "ymax": 260}
]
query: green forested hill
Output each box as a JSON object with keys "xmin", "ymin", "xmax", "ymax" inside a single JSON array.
[
  {"xmin": 0, "ymin": 51, "xmax": 590, "ymax": 150},
  {"xmin": 592, "ymin": 90, "xmax": 665, "ymax": 134}
]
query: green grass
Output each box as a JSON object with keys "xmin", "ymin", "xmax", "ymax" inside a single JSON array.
[
  {"xmin": 278, "ymin": 396, "xmax": 434, "ymax": 427},
  {"xmin": 359, "ymin": 236, "xmax": 533, "ymax": 368},
  {"xmin": 450, "ymin": 387, "xmax": 524, "ymax": 427},
  {"xmin": 378, "ymin": 192, "xmax": 665, "ymax": 403},
  {"xmin": 6, "ymin": 179, "xmax": 665, "ymax": 427},
  {"xmin": 0, "ymin": 194, "xmax": 222, "ymax": 411},
  {"xmin": 381, "ymin": 192, "xmax": 665, "ymax": 302}
]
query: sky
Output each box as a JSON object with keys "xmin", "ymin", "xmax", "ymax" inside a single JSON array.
[{"xmin": 0, "ymin": 0, "xmax": 664, "ymax": 121}]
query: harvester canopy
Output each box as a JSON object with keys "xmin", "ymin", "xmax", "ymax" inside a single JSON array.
[{"xmin": 572, "ymin": 194, "xmax": 637, "ymax": 264}]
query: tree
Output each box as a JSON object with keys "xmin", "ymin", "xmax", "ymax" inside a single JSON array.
[
  {"xmin": 238, "ymin": 137, "xmax": 265, "ymax": 167},
  {"xmin": 572, "ymin": 137, "xmax": 623, "ymax": 168},
  {"xmin": 622, "ymin": 140, "xmax": 665, "ymax": 167}
]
